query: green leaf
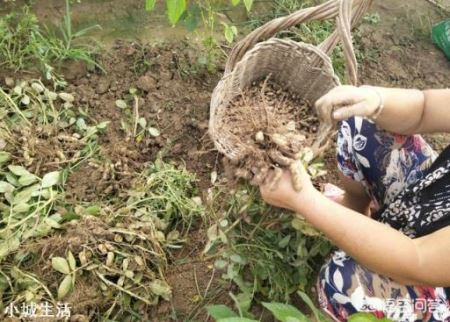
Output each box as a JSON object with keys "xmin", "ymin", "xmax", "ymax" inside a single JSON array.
[
  {"xmin": 13, "ymin": 185, "xmax": 38, "ymax": 204},
  {"xmin": 148, "ymin": 127, "xmax": 161, "ymax": 137},
  {"xmin": 12, "ymin": 202, "xmax": 30, "ymax": 213},
  {"xmin": 278, "ymin": 234, "xmax": 291, "ymax": 248},
  {"xmin": 262, "ymin": 302, "xmax": 307, "ymax": 322},
  {"xmin": 243, "ymin": 0, "xmax": 253, "ymax": 12},
  {"xmin": 223, "ymin": 23, "xmax": 237, "ymax": 44},
  {"xmin": 45, "ymin": 217, "xmax": 61, "ymax": 229},
  {"xmin": 86, "ymin": 205, "xmax": 101, "ymax": 216},
  {"xmin": 41, "ymin": 171, "xmax": 61, "ymax": 188},
  {"xmin": 96, "ymin": 121, "xmax": 110, "ymax": 130},
  {"xmin": 0, "ymin": 151, "xmax": 10, "ymax": 164},
  {"xmin": 18, "ymin": 173, "xmax": 38, "ymax": 186},
  {"xmin": 52, "ymin": 257, "xmax": 71, "ymax": 274},
  {"xmin": 115, "ymin": 99, "xmax": 128, "ymax": 109},
  {"xmin": 6, "ymin": 173, "xmax": 19, "ymax": 186},
  {"xmin": 0, "ymin": 236, "xmax": 20, "ymax": 259},
  {"xmin": 145, "ymin": 0, "xmax": 156, "ymax": 11},
  {"xmin": 297, "ymin": 291, "xmax": 322, "ymax": 321},
  {"xmin": 234, "ymin": 292, "xmax": 252, "ymax": 314},
  {"xmin": 214, "ymin": 259, "xmax": 228, "ymax": 269},
  {"xmin": 348, "ymin": 313, "xmax": 379, "ymax": 322},
  {"xmin": 231, "ymin": 0, "xmax": 240, "ymax": 6},
  {"xmin": 138, "ymin": 117, "xmax": 147, "ymax": 129},
  {"xmin": 67, "ymin": 251, "xmax": 76, "ymax": 271},
  {"xmin": 76, "ymin": 118, "xmax": 87, "ymax": 131},
  {"xmin": 24, "ymin": 220, "xmax": 52, "ymax": 239},
  {"xmin": 217, "ymin": 318, "xmax": 258, "ymax": 322},
  {"xmin": 0, "ymin": 181, "xmax": 14, "ymax": 193},
  {"xmin": 166, "ymin": 0, "xmax": 186, "ymax": 26},
  {"xmin": 291, "ymin": 218, "xmax": 321, "ymax": 236},
  {"xmin": 206, "ymin": 305, "xmax": 238, "ymax": 320},
  {"xmin": 182, "ymin": 4, "xmax": 200, "ymax": 32},
  {"xmin": 57, "ymin": 275, "xmax": 73, "ymax": 299},
  {"xmin": 8, "ymin": 165, "xmax": 30, "ymax": 176},
  {"xmin": 230, "ymin": 254, "xmax": 246, "ymax": 265}
]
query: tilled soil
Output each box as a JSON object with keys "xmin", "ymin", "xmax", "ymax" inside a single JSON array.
[{"xmin": 62, "ymin": 41, "xmax": 220, "ymax": 202}]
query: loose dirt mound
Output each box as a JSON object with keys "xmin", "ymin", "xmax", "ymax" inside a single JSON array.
[{"xmin": 219, "ymin": 80, "xmax": 319, "ymax": 190}]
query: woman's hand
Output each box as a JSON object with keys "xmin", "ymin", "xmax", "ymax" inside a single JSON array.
[
  {"xmin": 260, "ymin": 164, "xmax": 316, "ymax": 212},
  {"xmin": 315, "ymin": 85, "xmax": 384, "ymax": 124}
]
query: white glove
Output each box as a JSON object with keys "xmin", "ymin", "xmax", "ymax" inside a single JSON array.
[{"xmin": 315, "ymin": 85, "xmax": 384, "ymax": 124}]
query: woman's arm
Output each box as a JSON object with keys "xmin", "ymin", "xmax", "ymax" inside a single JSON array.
[
  {"xmin": 315, "ymin": 86, "xmax": 450, "ymax": 135},
  {"xmin": 261, "ymin": 170, "xmax": 450, "ymax": 287}
]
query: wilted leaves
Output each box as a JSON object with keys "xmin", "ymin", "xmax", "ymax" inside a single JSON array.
[
  {"xmin": 52, "ymin": 257, "xmax": 71, "ymax": 274},
  {"xmin": 52, "ymin": 252, "xmax": 77, "ymax": 299}
]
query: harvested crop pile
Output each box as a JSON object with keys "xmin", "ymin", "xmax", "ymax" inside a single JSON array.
[{"xmin": 220, "ymin": 79, "xmax": 320, "ymax": 190}]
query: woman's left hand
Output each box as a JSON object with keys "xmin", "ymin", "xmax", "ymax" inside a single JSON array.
[{"xmin": 259, "ymin": 165, "xmax": 316, "ymax": 212}]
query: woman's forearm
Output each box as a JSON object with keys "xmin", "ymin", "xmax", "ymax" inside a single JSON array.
[
  {"xmin": 294, "ymin": 189, "xmax": 423, "ymax": 285},
  {"xmin": 375, "ymin": 88, "xmax": 450, "ymax": 135},
  {"xmin": 373, "ymin": 87, "xmax": 425, "ymax": 135}
]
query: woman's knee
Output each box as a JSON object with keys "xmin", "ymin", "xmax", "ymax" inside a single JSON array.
[{"xmin": 317, "ymin": 251, "xmax": 360, "ymax": 320}]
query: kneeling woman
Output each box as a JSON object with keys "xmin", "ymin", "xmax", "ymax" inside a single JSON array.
[{"xmin": 260, "ymin": 86, "xmax": 450, "ymax": 322}]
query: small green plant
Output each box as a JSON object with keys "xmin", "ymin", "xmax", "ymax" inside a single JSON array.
[
  {"xmin": 144, "ymin": 0, "xmax": 255, "ymax": 73},
  {"xmin": 207, "ymin": 291, "xmax": 331, "ymax": 321},
  {"xmin": 363, "ymin": 12, "xmax": 381, "ymax": 25},
  {"xmin": 51, "ymin": 251, "xmax": 77, "ymax": 299},
  {"xmin": 205, "ymin": 184, "xmax": 332, "ymax": 304},
  {"xmin": 115, "ymin": 88, "xmax": 162, "ymax": 142},
  {"xmin": 145, "ymin": 0, "xmax": 253, "ymax": 27},
  {"xmin": 207, "ymin": 296, "xmax": 394, "ymax": 322},
  {"xmin": 124, "ymin": 155, "xmax": 205, "ymax": 236}
]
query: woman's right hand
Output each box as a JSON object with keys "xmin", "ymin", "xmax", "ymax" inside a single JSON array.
[{"xmin": 315, "ymin": 85, "xmax": 384, "ymax": 125}]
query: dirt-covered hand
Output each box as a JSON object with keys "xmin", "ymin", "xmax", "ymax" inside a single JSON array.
[
  {"xmin": 259, "ymin": 166, "xmax": 315, "ymax": 211},
  {"xmin": 315, "ymin": 85, "xmax": 383, "ymax": 123}
]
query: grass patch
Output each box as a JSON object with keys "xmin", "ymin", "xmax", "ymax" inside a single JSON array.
[{"xmin": 0, "ymin": 0, "xmax": 101, "ymax": 87}]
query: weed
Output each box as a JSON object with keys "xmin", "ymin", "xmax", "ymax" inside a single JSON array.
[
  {"xmin": 130, "ymin": 44, "xmax": 157, "ymax": 76},
  {"xmin": 194, "ymin": 1, "xmax": 227, "ymax": 74},
  {"xmin": 0, "ymin": 1, "xmax": 101, "ymax": 87},
  {"xmin": 363, "ymin": 12, "xmax": 381, "ymax": 25},
  {"xmin": 123, "ymin": 155, "xmax": 205, "ymax": 238},
  {"xmin": 116, "ymin": 88, "xmax": 162, "ymax": 142}
]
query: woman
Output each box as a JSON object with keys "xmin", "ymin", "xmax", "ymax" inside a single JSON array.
[{"xmin": 259, "ymin": 86, "xmax": 450, "ymax": 322}]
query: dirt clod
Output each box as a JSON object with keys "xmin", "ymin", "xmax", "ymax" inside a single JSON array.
[{"xmin": 136, "ymin": 75, "xmax": 157, "ymax": 92}]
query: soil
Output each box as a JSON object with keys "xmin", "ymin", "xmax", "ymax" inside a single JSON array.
[{"xmin": 150, "ymin": 231, "xmax": 233, "ymax": 321}]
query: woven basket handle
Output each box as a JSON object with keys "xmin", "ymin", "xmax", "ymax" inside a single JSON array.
[{"xmin": 224, "ymin": 0, "xmax": 373, "ymax": 85}]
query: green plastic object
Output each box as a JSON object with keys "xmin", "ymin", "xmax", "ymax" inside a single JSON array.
[{"xmin": 432, "ymin": 19, "xmax": 450, "ymax": 60}]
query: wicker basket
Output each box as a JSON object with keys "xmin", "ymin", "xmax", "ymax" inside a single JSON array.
[{"xmin": 209, "ymin": 0, "xmax": 373, "ymax": 162}]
